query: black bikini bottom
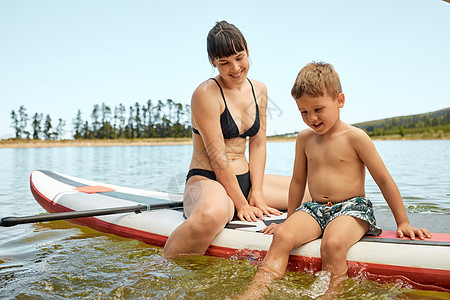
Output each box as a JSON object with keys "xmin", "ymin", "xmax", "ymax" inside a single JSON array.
[{"xmin": 186, "ymin": 168, "xmax": 251, "ymax": 198}]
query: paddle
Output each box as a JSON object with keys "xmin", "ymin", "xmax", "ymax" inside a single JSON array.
[{"xmin": 0, "ymin": 201, "xmax": 183, "ymax": 227}]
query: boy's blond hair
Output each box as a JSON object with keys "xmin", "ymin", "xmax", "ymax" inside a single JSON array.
[{"xmin": 291, "ymin": 62, "xmax": 342, "ymax": 100}]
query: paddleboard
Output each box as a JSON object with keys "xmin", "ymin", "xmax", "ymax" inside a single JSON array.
[{"xmin": 30, "ymin": 170, "xmax": 450, "ymax": 292}]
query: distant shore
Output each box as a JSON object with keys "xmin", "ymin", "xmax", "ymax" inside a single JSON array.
[
  {"xmin": 0, "ymin": 137, "xmax": 299, "ymax": 149},
  {"xmin": 0, "ymin": 138, "xmax": 193, "ymax": 149},
  {"xmin": 0, "ymin": 135, "xmax": 448, "ymax": 149}
]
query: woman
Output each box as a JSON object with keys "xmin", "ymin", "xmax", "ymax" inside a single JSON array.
[{"xmin": 163, "ymin": 21, "xmax": 310, "ymax": 258}]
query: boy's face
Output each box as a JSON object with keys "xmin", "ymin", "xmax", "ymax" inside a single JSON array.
[{"xmin": 295, "ymin": 93, "xmax": 345, "ymax": 135}]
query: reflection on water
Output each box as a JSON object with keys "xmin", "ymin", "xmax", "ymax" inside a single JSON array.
[{"xmin": 0, "ymin": 140, "xmax": 449, "ymax": 299}]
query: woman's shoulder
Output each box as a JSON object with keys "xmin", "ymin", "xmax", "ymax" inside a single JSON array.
[
  {"xmin": 247, "ymin": 78, "xmax": 267, "ymax": 105},
  {"xmin": 192, "ymin": 79, "xmax": 219, "ymax": 102},
  {"xmin": 191, "ymin": 79, "xmax": 222, "ymax": 113},
  {"xmin": 247, "ymin": 78, "xmax": 267, "ymax": 92},
  {"xmin": 194, "ymin": 78, "xmax": 217, "ymax": 94}
]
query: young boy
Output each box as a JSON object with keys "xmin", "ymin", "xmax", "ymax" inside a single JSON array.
[{"xmin": 242, "ymin": 62, "xmax": 431, "ymax": 298}]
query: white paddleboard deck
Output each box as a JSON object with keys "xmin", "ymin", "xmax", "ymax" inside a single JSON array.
[{"xmin": 30, "ymin": 170, "xmax": 450, "ymax": 292}]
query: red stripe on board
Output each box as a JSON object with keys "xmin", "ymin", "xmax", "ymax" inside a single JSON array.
[
  {"xmin": 287, "ymin": 255, "xmax": 450, "ymax": 293},
  {"xmin": 369, "ymin": 230, "xmax": 450, "ymax": 243},
  {"xmin": 30, "ymin": 174, "xmax": 450, "ymax": 293},
  {"xmin": 30, "ymin": 176, "xmax": 58, "ymax": 213},
  {"xmin": 204, "ymin": 246, "xmax": 450, "ymax": 293}
]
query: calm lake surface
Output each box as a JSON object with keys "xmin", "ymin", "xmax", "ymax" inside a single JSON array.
[{"xmin": 0, "ymin": 140, "xmax": 449, "ymax": 299}]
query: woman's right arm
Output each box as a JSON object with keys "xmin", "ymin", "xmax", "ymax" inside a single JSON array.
[
  {"xmin": 287, "ymin": 132, "xmax": 308, "ymax": 217},
  {"xmin": 191, "ymin": 83, "xmax": 263, "ymax": 221}
]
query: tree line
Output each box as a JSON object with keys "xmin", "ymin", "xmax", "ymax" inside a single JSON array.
[
  {"xmin": 10, "ymin": 99, "xmax": 192, "ymax": 140},
  {"xmin": 353, "ymin": 107, "xmax": 450, "ymax": 137}
]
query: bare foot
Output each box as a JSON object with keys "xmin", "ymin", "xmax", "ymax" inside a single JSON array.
[
  {"xmin": 305, "ymin": 271, "xmax": 331, "ymax": 298},
  {"xmin": 319, "ymin": 271, "xmax": 346, "ymax": 299},
  {"xmin": 237, "ymin": 265, "xmax": 284, "ymax": 299}
]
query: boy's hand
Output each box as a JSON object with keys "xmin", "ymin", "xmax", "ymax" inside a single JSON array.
[
  {"xmin": 396, "ymin": 222, "xmax": 432, "ymax": 240},
  {"xmin": 262, "ymin": 223, "xmax": 281, "ymax": 235}
]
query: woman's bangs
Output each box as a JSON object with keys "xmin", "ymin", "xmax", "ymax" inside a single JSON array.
[{"xmin": 211, "ymin": 31, "xmax": 246, "ymax": 59}]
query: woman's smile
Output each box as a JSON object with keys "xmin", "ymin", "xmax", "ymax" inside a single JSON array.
[{"xmin": 230, "ymin": 69, "xmax": 244, "ymax": 79}]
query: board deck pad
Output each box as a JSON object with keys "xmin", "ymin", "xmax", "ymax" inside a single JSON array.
[
  {"xmin": 75, "ymin": 186, "xmax": 116, "ymax": 193},
  {"xmin": 226, "ymin": 212, "xmax": 450, "ymax": 246}
]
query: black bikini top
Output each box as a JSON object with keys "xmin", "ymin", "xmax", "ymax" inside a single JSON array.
[{"xmin": 192, "ymin": 78, "xmax": 260, "ymax": 139}]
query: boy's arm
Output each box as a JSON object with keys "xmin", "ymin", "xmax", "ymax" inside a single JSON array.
[
  {"xmin": 288, "ymin": 132, "xmax": 308, "ymax": 217},
  {"xmin": 353, "ymin": 130, "xmax": 431, "ymax": 239}
]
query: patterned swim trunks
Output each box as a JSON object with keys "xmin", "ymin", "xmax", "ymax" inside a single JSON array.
[{"xmin": 295, "ymin": 197, "xmax": 382, "ymax": 236}]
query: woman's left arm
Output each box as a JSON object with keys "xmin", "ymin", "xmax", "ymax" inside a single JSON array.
[{"xmin": 248, "ymin": 82, "xmax": 281, "ymax": 216}]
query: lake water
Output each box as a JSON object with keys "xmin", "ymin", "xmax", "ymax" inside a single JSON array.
[{"xmin": 0, "ymin": 140, "xmax": 449, "ymax": 299}]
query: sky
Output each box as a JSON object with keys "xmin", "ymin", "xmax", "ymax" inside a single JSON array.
[{"xmin": 1, "ymin": 0, "xmax": 449, "ymax": 139}]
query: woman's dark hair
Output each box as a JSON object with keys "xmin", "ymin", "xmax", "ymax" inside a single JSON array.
[{"xmin": 207, "ymin": 21, "xmax": 248, "ymax": 62}]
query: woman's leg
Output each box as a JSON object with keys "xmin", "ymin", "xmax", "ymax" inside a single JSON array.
[
  {"xmin": 263, "ymin": 174, "xmax": 312, "ymax": 210},
  {"xmin": 163, "ymin": 178, "xmax": 234, "ymax": 258}
]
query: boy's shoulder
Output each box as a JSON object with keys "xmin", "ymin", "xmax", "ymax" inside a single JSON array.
[
  {"xmin": 345, "ymin": 124, "xmax": 371, "ymax": 141},
  {"xmin": 342, "ymin": 124, "xmax": 375, "ymax": 151},
  {"xmin": 296, "ymin": 128, "xmax": 316, "ymax": 140},
  {"xmin": 295, "ymin": 124, "xmax": 371, "ymax": 143}
]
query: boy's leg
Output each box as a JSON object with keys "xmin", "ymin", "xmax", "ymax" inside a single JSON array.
[
  {"xmin": 320, "ymin": 215, "xmax": 369, "ymax": 296},
  {"xmin": 241, "ymin": 211, "xmax": 322, "ymax": 299},
  {"xmin": 260, "ymin": 211, "xmax": 322, "ymax": 277}
]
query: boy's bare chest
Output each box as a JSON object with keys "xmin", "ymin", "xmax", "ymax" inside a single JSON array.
[{"xmin": 305, "ymin": 138, "xmax": 359, "ymax": 166}]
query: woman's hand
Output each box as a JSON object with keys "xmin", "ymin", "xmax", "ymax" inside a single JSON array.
[
  {"xmin": 261, "ymin": 223, "xmax": 280, "ymax": 235},
  {"xmin": 236, "ymin": 203, "xmax": 264, "ymax": 222},
  {"xmin": 396, "ymin": 222, "xmax": 432, "ymax": 240},
  {"xmin": 248, "ymin": 192, "xmax": 282, "ymax": 217}
]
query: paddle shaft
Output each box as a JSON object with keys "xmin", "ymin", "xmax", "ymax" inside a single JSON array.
[{"xmin": 0, "ymin": 202, "xmax": 182, "ymax": 227}]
